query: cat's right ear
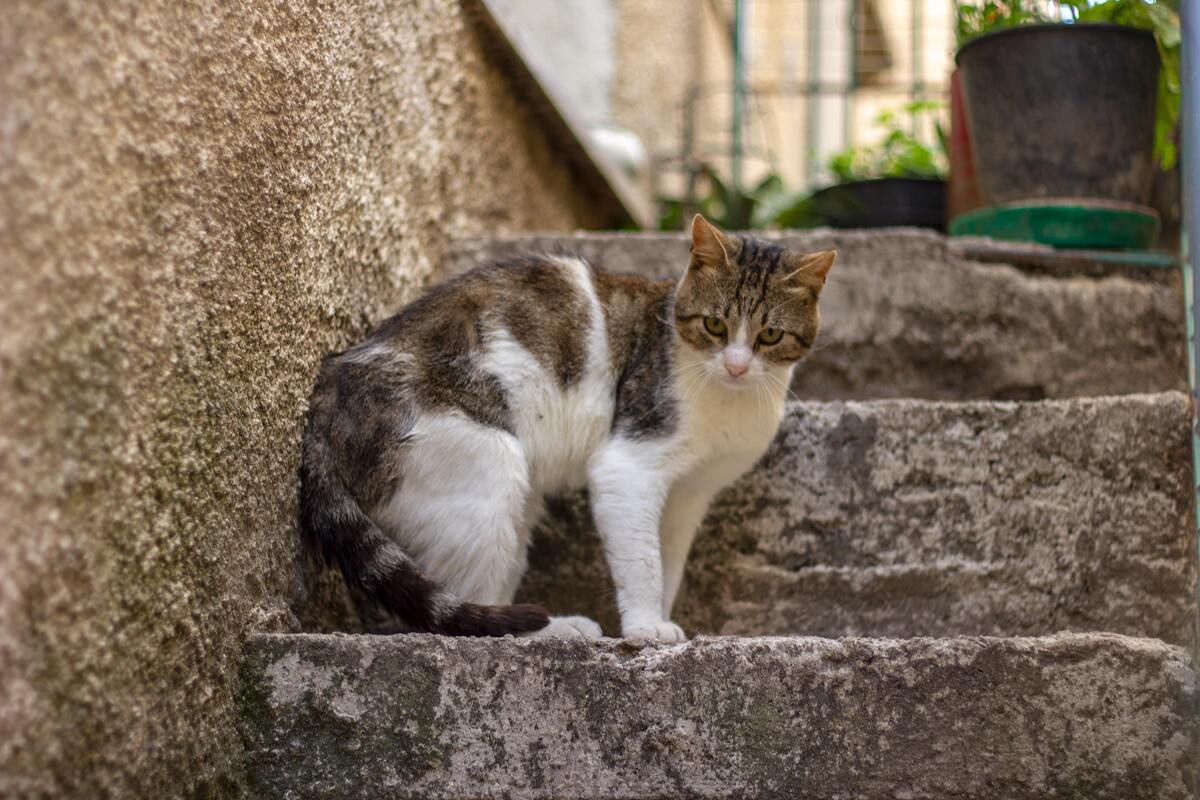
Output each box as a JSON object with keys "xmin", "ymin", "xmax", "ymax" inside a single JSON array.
[{"xmin": 689, "ymin": 214, "xmax": 732, "ymax": 273}]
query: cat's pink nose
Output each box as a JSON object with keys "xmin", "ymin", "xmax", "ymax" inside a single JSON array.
[{"xmin": 724, "ymin": 345, "xmax": 752, "ymax": 378}]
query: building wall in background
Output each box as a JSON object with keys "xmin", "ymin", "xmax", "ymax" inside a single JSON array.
[
  {"xmin": 475, "ymin": 0, "xmax": 956, "ymax": 219},
  {"xmin": 614, "ymin": 0, "xmax": 705, "ymax": 200},
  {"xmin": 492, "ymin": 0, "xmax": 619, "ymax": 125},
  {"xmin": 0, "ymin": 1, "xmax": 602, "ymax": 796},
  {"xmin": 610, "ymin": 0, "xmax": 704, "ymax": 200},
  {"xmin": 641, "ymin": 0, "xmax": 957, "ymax": 205}
]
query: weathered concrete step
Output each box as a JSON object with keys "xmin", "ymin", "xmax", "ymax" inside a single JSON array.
[
  {"xmin": 447, "ymin": 229, "xmax": 1187, "ymax": 401},
  {"xmin": 239, "ymin": 632, "xmax": 1198, "ymax": 800},
  {"xmin": 519, "ymin": 392, "xmax": 1197, "ymax": 647}
]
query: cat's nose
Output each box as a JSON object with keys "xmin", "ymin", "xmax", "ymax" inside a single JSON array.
[
  {"xmin": 725, "ymin": 362, "xmax": 749, "ymax": 377},
  {"xmin": 724, "ymin": 345, "xmax": 752, "ymax": 378}
]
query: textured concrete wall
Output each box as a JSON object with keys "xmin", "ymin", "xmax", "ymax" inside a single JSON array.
[
  {"xmin": 520, "ymin": 394, "xmax": 1196, "ymax": 648},
  {"xmin": 0, "ymin": 2, "xmax": 602, "ymax": 797}
]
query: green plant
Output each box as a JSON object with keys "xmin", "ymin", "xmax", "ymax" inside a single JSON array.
[
  {"xmin": 955, "ymin": 1, "xmax": 1055, "ymax": 44},
  {"xmin": 658, "ymin": 167, "xmax": 784, "ymax": 231},
  {"xmin": 658, "ymin": 104, "xmax": 948, "ymax": 231},
  {"xmin": 824, "ymin": 101, "xmax": 948, "ymax": 183},
  {"xmin": 954, "ymin": 0, "xmax": 1180, "ymax": 168}
]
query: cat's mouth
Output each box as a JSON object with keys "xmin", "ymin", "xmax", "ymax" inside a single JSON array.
[{"xmin": 720, "ymin": 373, "xmax": 755, "ymax": 390}]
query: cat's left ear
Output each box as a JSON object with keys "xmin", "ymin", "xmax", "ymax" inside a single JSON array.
[{"xmin": 782, "ymin": 249, "xmax": 836, "ymax": 293}]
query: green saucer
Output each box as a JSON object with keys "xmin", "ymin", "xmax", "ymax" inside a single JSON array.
[{"xmin": 949, "ymin": 200, "xmax": 1160, "ymax": 249}]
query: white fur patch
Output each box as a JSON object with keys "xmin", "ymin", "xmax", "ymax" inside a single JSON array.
[
  {"xmin": 524, "ymin": 615, "xmax": 604, "ymax": 640},
  {"xmin": 479, "ymin": 256, "xmax": 614, "ymax": 495},
  {"xmin": 671, "ymin": 339, "xmax": 791, "ymax": 467},
  {"xmin": 373, "ymin": 413, "xmax": 531, "ymax": 604}
]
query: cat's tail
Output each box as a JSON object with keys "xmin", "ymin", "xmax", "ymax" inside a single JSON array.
[{"xmin": 299, "ymin": 426, "xmax": 549, "ymax": 637}]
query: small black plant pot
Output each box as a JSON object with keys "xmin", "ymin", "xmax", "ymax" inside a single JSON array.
[
  {"xmin": 808, "ymin": 177, "xmax": 946, "ymax": 229},
  {"xmin": 955, "ymin": 23, "xmax": 1159, "ymax": 208}
]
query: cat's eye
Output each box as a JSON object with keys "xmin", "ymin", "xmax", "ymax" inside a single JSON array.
[
  {"xmin": 703, "ymin": 316, "xmax": 727, "ymax": 337},
  {"xmin": 758, "ymin": 327, "xmax": 784, "ymax": 345}
]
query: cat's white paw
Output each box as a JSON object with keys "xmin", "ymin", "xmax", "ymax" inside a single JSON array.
[
  {"xmin": 623, "ymin": 620, "xmax": 687, "ymax": 644},
  {"xmin": 525, "ymin": 615, "xmax": 604, "ymax": 640}
]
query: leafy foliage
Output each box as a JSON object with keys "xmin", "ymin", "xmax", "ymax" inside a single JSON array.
[
  {"xmin": 955, "ymin": 1, "xmax": 1056, "ymax": 43},
  {"xmin": 825, "ymin": 101, "xmax": 948, "ymax": 183},
  {"xmin": 954, "ymin": 0, "xmax": 1180, "ymax": 168},
  {"xmin": 658, "ymin": 103, "xmax": 948, "ymax": 231},
  {"xmin": 658, "ymin": 168, "xmax": 785, "ymax": 231}
]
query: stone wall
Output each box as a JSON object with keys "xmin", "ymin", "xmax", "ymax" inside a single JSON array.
[{"xmin": 0, "ymin": 2, "xmax": 603, "ymax": 796}]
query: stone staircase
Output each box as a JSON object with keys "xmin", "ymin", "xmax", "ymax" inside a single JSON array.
[
  {"xmin": 448, "ymin": 230, "xmax": 1187, "ymax": 401},
  {"xmin": 240, "ymin": 230, "xmax": 1198, "ymax": 798}
]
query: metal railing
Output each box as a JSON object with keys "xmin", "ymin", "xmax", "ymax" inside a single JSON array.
[{"xmin": 1181, "ymin": 0, "xmax": 1200, "ymax": 656}]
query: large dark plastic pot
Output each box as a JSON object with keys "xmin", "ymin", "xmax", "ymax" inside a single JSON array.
[
  {"xmin": 955, "ymin": 23, "xmax": 1159, "ymax": 207},
  {"xmin": 808, "ymin": 177, "xmax": 946, "ymax": 229}
]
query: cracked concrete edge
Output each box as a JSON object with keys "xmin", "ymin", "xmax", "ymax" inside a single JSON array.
[{"xmin": 238, "ymin": 631, "xmax": 1199, "ymax": 800}]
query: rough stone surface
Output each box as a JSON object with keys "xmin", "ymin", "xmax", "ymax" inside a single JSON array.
[
  {"xmin": 240, "ymin": 631, "xmax": 1199, "ymax": 800},
  {"xmin": 515, "ymin": 393, "xmax": 1198, "ymax": 648},
  {"xmin": 0, "ymin": 3, "xmax": 605, "ymax": 797},
  {"xmin": 448, "ymin": 229, "xmax": 1188, "ymax": 400}
]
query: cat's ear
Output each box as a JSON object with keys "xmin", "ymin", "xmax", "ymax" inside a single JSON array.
[
  {"xmin": 782, "ymin": 249, "xmax": 836, "ymax": 293},
  {"xmin": 689, "ymin": 214, "xmax": 733, "ymax": 273}
]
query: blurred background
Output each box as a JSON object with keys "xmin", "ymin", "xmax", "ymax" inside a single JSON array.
[
  {"xmin": 494, "ymin": 0, "xmax": 952, "ymax": 220},
  {"xmin": 0, "ymin": 2, "xmax": 1190, "ymax": 797},
  {"xmin": 496, "ymin": 0, "xmax": 953, "ymax": 199},
  {"xmin": 495, "ymin": 0, "xmax": 1179, "ymax": 244}
]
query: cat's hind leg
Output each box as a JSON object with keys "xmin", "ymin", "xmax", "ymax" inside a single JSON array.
[
  {"xmin": 377, "ymin": 414, "xmax": 532, "ymax": 608},
  {"xmin": 380, "ymin": 413, "xmax": 603, "ymax": 640}
]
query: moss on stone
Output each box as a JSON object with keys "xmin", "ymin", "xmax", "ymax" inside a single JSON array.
[{"xmin": 0, "ymin": 2, "xmax": 603, "ymax": 796}]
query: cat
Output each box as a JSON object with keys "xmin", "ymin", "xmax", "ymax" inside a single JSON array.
[{"xmin": 299, "ymin": 215, "xmax": 834, "ymax": 642}]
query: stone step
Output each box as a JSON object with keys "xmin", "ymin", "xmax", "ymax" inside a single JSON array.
[
  {"xmin": 517, "ymin": 392, "xmax": 1197, "ymax": 648},
  {"xmin": 239, "ymin": 632, "xmax": 1198, "ymax": 800},
  {"xmin": 446, "ymin": 229, "xmax": 1187, "ymax": 401}
]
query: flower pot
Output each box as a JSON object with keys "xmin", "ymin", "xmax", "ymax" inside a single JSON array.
[
  {"xmin": 947, "ymin": 68, "xmax": 984, "ymax": 220},
  {"xmin": 952, "ymin": 23, "xmax": 1160, "ymax": 247},
  {"xmin": 808, "ymin": 177, "xmax": 946, "ymax": 230}
]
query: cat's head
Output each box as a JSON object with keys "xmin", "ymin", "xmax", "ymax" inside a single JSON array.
[{"xmin": 673, "ymin": 214, "xmax": 835, "ymax": 390}]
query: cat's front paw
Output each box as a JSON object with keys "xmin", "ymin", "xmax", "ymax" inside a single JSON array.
[{"xmin": 622, "ymin": 620, "xmax": 687, "ymax": 644}]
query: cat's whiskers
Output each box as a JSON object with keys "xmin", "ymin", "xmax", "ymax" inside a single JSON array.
[
  {"xmin": 763, "ymin": 371, "xmax": 801, "ymax": 403},
  {"xmin": 656, "ymin": 361, "xmax": 708, "ymax": 420},
  {"xmin": 681, "ymin": 369, "xmax": 709, "ymax": 411},
  {"xmin": 679, "ymin": 365, "xmax": 711, "ymax": 412},
  {"xmin": 752, "ymin": 380, "xmax": 766, "ymax": 415},
  {"xmin": 673, "ymin": 361, "xmax": 709, "ymax": 390}
]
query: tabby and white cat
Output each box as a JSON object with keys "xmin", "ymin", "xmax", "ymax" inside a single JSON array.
[{"xmin": 300, "ymin": 216, "xmax": 834, "ymax": 642}]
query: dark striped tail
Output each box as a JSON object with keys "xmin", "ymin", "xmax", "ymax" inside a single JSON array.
[{"xmin": 299, "ymin": 431, "xmax": 548, "ymax": 637}]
